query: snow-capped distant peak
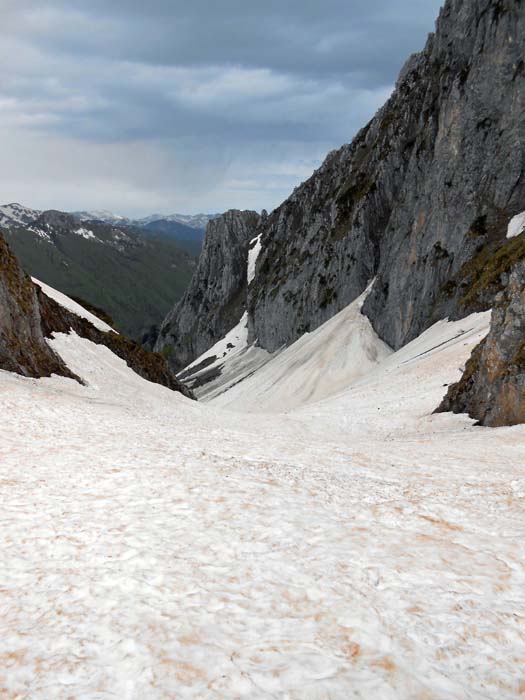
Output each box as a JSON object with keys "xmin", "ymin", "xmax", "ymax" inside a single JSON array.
[
  {"xmin": 0, "ymin": 202, "xmax": 41, "ymax": 228},
  {"xmin": 136, "ymin": 213, "xmax": 220, "ymax": 230},
  {"xmin": 135, "ymin": 213, "xmax": 163, "ymax": 225},
  {"xmin": 73, "ymin": 210, "xmax": 218, "ymax": 230},
  {"xmin": 167, "ymin": 213, "xmax": 221, "ymax": 230},
  {"xmin": 74, "ymin": 210, "xmax": 130, "ymax": 225}
]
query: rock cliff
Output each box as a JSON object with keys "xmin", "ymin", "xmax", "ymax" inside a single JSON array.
[
  {"xmin": 247, "ymin": 0, "xmax": 524, "ymax": 352},
  {"xmin": 0, "ymin": 233, "xmax": 75, "ymax": 380},
  {"xmin": 155, "ymin": 210, "xmax": 260, "ymax": 371}
]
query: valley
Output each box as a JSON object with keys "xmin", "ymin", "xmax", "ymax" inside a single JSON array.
[
  {"xmin": 0, "ymin": 0, "xmax": 524, "ymax": 697},
  {"xmin": 0, "ymin": 204, "xmax": 202, "ymax": 339}
]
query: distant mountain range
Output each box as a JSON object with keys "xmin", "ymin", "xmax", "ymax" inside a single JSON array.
[
  {"xmin": 0, "ymin": 203, "xmax": 198, "ymax": 339},
  {"xmin": 75, "ymin": 209, "xmax": 219, "ymax": 257},
  {"xmin": 74, "ymin": 209, "xmax": 219, "ymax": 231}
]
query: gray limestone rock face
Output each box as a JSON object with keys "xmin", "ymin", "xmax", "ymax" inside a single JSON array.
[
  {"xmin": 437, "ymin": 255, "xmax": 525, "ymax": 426},
  {"xmin": 247, "ymin": 0, "xmax": 524, "ymax": 352},
  {"xmin": 0, "ymin": 232, "xmax": 75, "ymax": 379},
  {"xmin": 364, "ymin": 0, "xmax": 525, "ymax": 348},
  {"xmin": 155, "ymin": 209, "xmax": 260, "ymax": 371}
]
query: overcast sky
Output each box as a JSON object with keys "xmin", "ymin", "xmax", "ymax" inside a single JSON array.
[{"xmin": 0, "ymin": 0, "xmax": 443, "ymax": 216}]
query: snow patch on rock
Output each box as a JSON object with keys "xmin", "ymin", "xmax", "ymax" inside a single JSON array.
[
  {"xmin": 0, "ymin": 202, "xmax": 40, "ymax": 227},
  {"xmin": 180, "ymin": 311, "xmax": 271, "ymax": 400},
  {"xmin": 32, "ymin": 278, "xmax": 115, "ymax": 333},
  {"xmin": 26, "ymin": 226, "xmax": 51, "ymax": 242},
  {"xmin": 507, "ymin": 211, "xmax": 525, "ymax": 239},
  {"xmin": 186, "ymin": 312, "xmax": 249, "ymax": 373},
  {"xmin": 247, "ymin": 234, "xmax": 262, "ymax": 284},
  {"xmin": 75, "ymin": 227, "xmax": 96, "ymax": 240}
]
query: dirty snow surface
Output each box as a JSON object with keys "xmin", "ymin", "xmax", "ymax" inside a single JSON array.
[
  {"xmin": 1, "ymin": 310, "xmax": 525, "ymax": 699},
  {"xmin": 211, "ymin": 288, "xmax": 392, "ymax": 412},
  {"xmin": 180, "ymin": 313, "xmax": 271, "ymax": 402}
]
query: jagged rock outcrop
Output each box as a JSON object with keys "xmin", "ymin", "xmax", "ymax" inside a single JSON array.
[
  {"xmin": 437, "ymin": 254, "xmax": 525, "ymax": 426},
  {"xmin": 155, "ymin": 209, "xmax": 260, "ymax": 371},
  {"xmin": 247, "ymin": 0, "xmax": 524, "ymax": 352},
  {"xmin": 0, "ymin": 233, "xmax": 76, "ymax": 380}
]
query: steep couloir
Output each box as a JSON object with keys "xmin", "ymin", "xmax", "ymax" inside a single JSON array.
[{"xmin": 155, "ymin": 210, "xmax": 260, "ymax": 371}]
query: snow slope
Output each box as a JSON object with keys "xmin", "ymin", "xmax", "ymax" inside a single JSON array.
[
  {"xmin": 185, "ymin": 312, "xmax": 250, "ymax": 374},
  {"xmin": 32, "ymin": 277, "xmax": 115, "ymax": 333},
  {"xmin": 180, "ymin": 313, "xmax": 271, "ymax": 401},
  {"xmin": 211, "ymin": 288, "xmax": 392, "ymax": 412},
  {"xmin": 247, "ymin": 235, "xmax": 262, "ymax": 284},
  {"xmin": 1, "ymin": 297, "xmax": 525, "ymax": 699}
]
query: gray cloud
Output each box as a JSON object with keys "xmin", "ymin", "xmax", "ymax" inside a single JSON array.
[{"xmin": 0, "ymin": 0, "xmax": 443, "ymax": 216}]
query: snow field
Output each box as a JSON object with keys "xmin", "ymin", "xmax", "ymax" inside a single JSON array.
[{"xmin": 0, "ymin": 303, "xmax": 524, "ymax": 698}]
